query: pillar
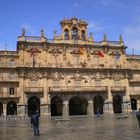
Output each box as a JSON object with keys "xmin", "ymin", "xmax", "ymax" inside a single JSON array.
[
  {"xmin": 63, "ymin": 100, "xmax": 69, "ymax": 118},
  {"xmin": 3, "ymin": 103, "xmax": 6, "ymax": 116},
  {"xmin": 87, "ymin": 100, "xmax": 94, "ymax": 117}
]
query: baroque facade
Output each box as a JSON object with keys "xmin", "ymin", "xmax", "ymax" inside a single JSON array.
[{"xmin": 0, "ymin": 17, "xmax": 140, "ymax": 117}]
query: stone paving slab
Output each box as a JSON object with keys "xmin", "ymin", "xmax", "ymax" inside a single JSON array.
[{"xmin": 0, "ymin": 114, "xmax": 140, "ymax": 140}]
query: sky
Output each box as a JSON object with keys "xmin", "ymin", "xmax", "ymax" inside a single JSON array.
[{"xmin": 0, "ymin": 0, "xmax": 140, "ymax": 54}]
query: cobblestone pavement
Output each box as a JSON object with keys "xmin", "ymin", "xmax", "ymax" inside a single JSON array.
[{"xmin": 0, "ymin": 114, "xmax": 140, "ymax": 140}]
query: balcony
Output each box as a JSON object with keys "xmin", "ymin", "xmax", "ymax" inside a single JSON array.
[
  {"xmin": 24, "ymin": 87, "xmax": 44, "ymax": 93},
  {"xmin": 111, "ymin": 86, "xmax": 126, "ymax": 92},
  {"xmin": 49, "ymin": 86, "xmax": 107, "ymax": 93}
]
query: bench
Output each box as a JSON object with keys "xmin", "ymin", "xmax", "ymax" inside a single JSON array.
[
  {"xmin": 116, "ymin": 116, "xmax": 128, "ymax": 120},
  {"xmin": 55, "ymin": 118, "xmax": 70, "ymax": 124}
]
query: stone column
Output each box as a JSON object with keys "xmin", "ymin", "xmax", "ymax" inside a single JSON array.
[
  {"xmin": 63, "ymin": 100, "xmax": 69, "ymax": 118},
  {"xmin": 107, "ymin": 86, "xmax": 114, "ymax": 114},
  {"xmin": 3, "ymin": 103, "xmax": 6, "ymax": 116},
  {"xmin": 87, "ymin": 100, "xmax": 94, "ymax": 117}
]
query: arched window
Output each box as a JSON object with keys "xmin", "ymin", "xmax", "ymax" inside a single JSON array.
[
  {"xmin": 72, "ymin": 27, "xmax": 78, "ymax": 40},
  {"xmin": 64, "ymin": 29, "xmax": 69, "ymax": 40},
  {"xmin": 81, "ymin": 30, "xmax": 86, "ymax": 41}
]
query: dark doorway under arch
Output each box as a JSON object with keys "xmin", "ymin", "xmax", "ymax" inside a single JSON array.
[
  {"xmin": 69, "ymin": 96, "xmax": 87, "ymax": 115},
  {"xmin": 113, "ymin": 95, "xmax": 122, "ymax": 114},
  {"xmin": 27, "ymin": 96, "xmax": 40, "ymax": 117},
  {"xmin": 94, "ymin": 95, "xmax": 104, "ymax": 114},
  {"xmin": 0, "ymin": 102, "xmax": 3, "ymax": 115},
  {"xmin": 7, "ymin": 101, "xmax": 17, "ymax": 115},
  {"xmin": 51, "ymin": 96, "xmax": 63, "ymax": 116},
  {"xmin": 131, "ymin": 98, "xmax": 137, "ymax": 110}
]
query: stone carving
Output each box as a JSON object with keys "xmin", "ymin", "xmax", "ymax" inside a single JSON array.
[
  {"xmin": 71, "ymin": 71, "xmax": 85, "ymax": 81},
  {"xmin": 25, "ymin": 70, "xmax": 43, "ymax": 80},
  {"xmin": 47, "ymin": 72, "xmax": 64, "ymax": 81}
]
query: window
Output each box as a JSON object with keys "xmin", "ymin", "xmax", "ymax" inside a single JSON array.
[
  {"xmin": 74, "ymin": 56, "xmax": 80, "ymax": 66},
  {"xmin": 9, "ymin": 72, "xmax": 15, "ymax": 80},
  {"xmin": 9, "ymin": 87, "xmax": 15, "ymax": 95},
  {"xmin": 9, "ymin": 59, "xmax": 15, "ymax": 67}
]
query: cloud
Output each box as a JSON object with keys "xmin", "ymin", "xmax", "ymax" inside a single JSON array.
[
  {"xmin": 123, "ymin": 25, "xmax": 140, "ymax": 52},
  {"xmin": 88, "ymin": 22, "xmax": 104, "ymax": 32},
  {"xmin": 21, "ymin": 23, "xmax": 35, "ymax": 35}
]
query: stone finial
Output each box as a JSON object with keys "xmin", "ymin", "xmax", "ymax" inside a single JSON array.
[
  {"xmin": 41, "ymin": 29, "xmax": 45, "ymax": 38},
  {"xmin": 53, "ymin": 30, "xmax": 57, "ymax": 39},
  {"xmin": 89, "ymin": 32, "xmax": 93, "ymax": 41},
  {"xmin": 21, "ymin": 28, "xmax": 25, "ymax": 36},
  {"xmin": 119, "ymin": 34, "xmax": 124, "ymax": 45},
  {"xmin": 103, "ymin": 34, "xmax": 107, "ymax": 42}
]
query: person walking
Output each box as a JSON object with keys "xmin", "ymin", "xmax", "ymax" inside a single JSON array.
[
  {"xmin": 31, "ymin": 111, "xmax": 40, "ymax": 136},
  {"xmin": 96, "ymin": 107, "xmax": 100, "ymax": 117},
  {"xmin": 136, "ymin": 108, "xmax": 140, "ymax": 129}
]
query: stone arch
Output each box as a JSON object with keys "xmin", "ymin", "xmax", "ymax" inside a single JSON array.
[
  {"xmin": 72, "ymin": 27, "xmax": 78, "ymax": 40},
  {"xmin": 131, "ymin": 98, "xmax": 137, "ymax": 110},
  {"xmin": 64, "ymin": 29, "xmax": 69, "ymax": 40},
  {"xmin": 113, "ymin": 95, "xmax": 122, "ymax": 114},
  {"xmin": 81, "ymin": 30, "xmax": 86, "ymax": 40},
  {"xmin": 93, "ymin": 95, "xmax": 104, "ymax": 114},
  {"xmin": 69, "ymin": 95, "xmax": 88, "ymax": 115},
  {"xmin": 27, "ymin": 96, "xmax": 40, "ymax": 117},
  {"xmin": 51, "ymin": 96, "xmax": 63, "ymax": 116},
  {"xmin": 0, "ymin": 102, "xmax": 3, "ymax": 115},
  {"xmin": 7, "ymin": 101, "xmax": 17, "ymax": 115}
]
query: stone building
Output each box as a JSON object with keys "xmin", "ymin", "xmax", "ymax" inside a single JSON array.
[{"xmin": 0, "ymin": 17, "xmax": 139, "ymax": 117}]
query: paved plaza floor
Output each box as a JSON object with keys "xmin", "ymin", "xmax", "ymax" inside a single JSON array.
[{"xmin": 0, "ymin": 114, "xmax": 140, "ymax": 140}]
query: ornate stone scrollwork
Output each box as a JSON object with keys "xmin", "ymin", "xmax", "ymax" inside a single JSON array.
[
  {"xmin": 25, "ymin": 70, "xmax": 43, "ymax": 81},
  {"xmin": 47, "ymin": 72, "xmax": 64, "ymax": 81},
  {"xmin": 71, "ymin": 71, "xmax": 85, "ymax": 81}
]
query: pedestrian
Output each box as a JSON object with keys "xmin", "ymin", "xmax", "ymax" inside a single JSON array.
[
  {"xmin": 96, "ymin": 107, "xmax": 100, "ymax": 117},
  {"xmin": 136, "ymin": 108, "xmax": 140, "ymax": 129},
  {"xmin": 31, "ymin": 110, "xmax": 40, "ymax": 136}
]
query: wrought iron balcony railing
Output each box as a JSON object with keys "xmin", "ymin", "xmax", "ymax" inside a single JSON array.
[
  {"xmin": 24, "ymin": 87, "xmax": 44, "ymax": 93},
  {"xmin": 49, "ymin": 86, "xmax": 107, "ymax": 93},
  {"xmin": 111, "ymin": 86, "xmax": 126, "ymax": 92}
]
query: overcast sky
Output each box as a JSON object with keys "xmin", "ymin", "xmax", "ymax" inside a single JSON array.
[{"xmin": 0, "ymin": 0, "xmax": 140, "ymax": 54}]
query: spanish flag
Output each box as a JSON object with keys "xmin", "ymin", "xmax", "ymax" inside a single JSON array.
[
  {"xmin": 98, "ymin": 51, "xmax": 104, "ymax": 57},
  {"xmin": 79, "ymin": 47, "xmax": 85, "ymax": 55}
]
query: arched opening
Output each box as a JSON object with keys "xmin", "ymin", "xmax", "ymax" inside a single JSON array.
[
  {"xmin": 72, "ymin": 27, "xmax": 78, "ymax": 40},
  {"xmin": 69, "ymin": 96, "xmax": 87, "ymax": 115},
  {"xmin": 27, "ymin": 96, "xmax": 40, "ymax": 117},
  {"xmin": 64, "ymin": 29, "xmax": 69, "ymax": 40},
  {"xmin": 131, "ymin": 98, "xmax": 137, "ymax": 110},
  {"xmin": 51, "ymin": 96, "xmax": 63, "ymax": 116},
  {"xmin": 94, "ymin": 95, "xmax": 104, "ymax": 114},
  {"xmin": 7, "ymin": 101, "xmax": 17, "ymax": 115},
  {"xmin": 81, "ymin": 30, "xmax": 86, "ymax": 41},
  {"xmin": 113, "ymin": 95, "xmax": 122, "ymax": 114},
  {"xmin": 0, "ymin": 102, "xmax": 3, "ymax": 115}
]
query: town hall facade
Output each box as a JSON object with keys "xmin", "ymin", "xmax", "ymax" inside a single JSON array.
[{"xmin": 0, "ymin": 17, "xmax": 140, "ymax": 117}]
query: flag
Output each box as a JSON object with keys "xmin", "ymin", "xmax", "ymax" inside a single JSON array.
[
  {"xmin": 98, "ymin": 51, "xmax": 104, "ymax": 57},
  {"xmin": 115, "ymin": 52, "xmax": 120, "ymax": 60},
  {"xmin": 79, "ymin": 47, "xmax": 84, "ymax": 55}
]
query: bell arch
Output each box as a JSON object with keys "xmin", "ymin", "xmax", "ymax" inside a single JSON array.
[
  {"xmin": 69, "ymin": 95, "xmax": 88, "ymax": 115},
  {"xmin": 51, "ymin": 96, "xmax": 63, "ymax": 116},
  {"xmin": 27, "ymin": 96, "xmax": 40, "ymax": 117},
  {"xmin": 7, "ymin": 101, "xmax": 17, "ymax": 115},
  {"xmin": 93, "ymin": 95, "xmax": 104, "ymax": 114}
]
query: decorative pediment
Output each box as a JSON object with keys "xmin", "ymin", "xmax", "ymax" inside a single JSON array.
[{"xmin": 48, "ymin": 48, "xmax": 62, "ymax": 54}]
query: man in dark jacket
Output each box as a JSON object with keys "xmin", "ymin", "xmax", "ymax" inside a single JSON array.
[
  {"xmin": 136, "ymin": 108, "xmax": 140, "ymax": 129},
  {"xmin": 31, "ymin": 111, "xmax": 40, "ymax": 136}
]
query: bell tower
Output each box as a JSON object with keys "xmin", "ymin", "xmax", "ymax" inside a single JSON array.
[{"xmin": 60, "ymin": 17, "xmax": 88, "ymax": 41}]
